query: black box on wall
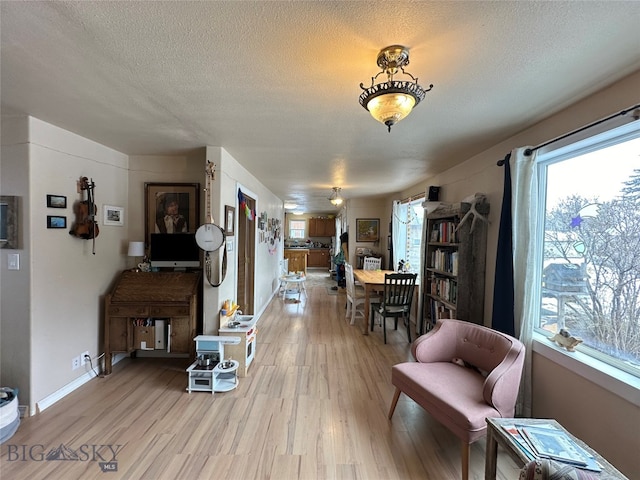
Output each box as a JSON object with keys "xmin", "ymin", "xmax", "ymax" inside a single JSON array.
[{"xmin": 428, "ymin": 186, "xmax": 440, "ymax": 201}]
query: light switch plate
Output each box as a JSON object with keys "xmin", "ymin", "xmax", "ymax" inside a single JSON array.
[{"xmin": 8, "ymin": 253, "xmax": 19, "ymax": 270}]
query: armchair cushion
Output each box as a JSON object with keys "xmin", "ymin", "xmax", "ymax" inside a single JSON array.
[
  {"xmin": 391, "ymin": 319, "xmax": 525, "ymax": 444},
  {"xmin": 392, "ymin": 361, "xmax": 497, "ymax": 442}
]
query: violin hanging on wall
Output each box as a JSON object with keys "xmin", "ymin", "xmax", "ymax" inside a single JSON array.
[{"xmin": 69, "ymin": 176, "xmax": 99, "ymax": 254}]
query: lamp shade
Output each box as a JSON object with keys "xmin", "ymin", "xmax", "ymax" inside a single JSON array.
[
  {"xmin": 366, "ymin": 92, "xmax": 416, "ymax": 128},
  {"xmin": 128, "ymin": 241, "xmax": 145, "ymax": 257}
]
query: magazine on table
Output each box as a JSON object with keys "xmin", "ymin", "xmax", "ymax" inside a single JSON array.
[
  {"xmin": 500, "ymin": 425, "xmax": 536, "ymax": 461},
  {"xmin": 515, "ymin": 424, "xmax": 602, "ymax": 472}
]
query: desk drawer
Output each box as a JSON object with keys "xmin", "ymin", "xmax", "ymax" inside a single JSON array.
[
  {"xmin": 108, "ymin": 305, "xmax": 149, "ymax": 316},
  {"xmin": 150, "ymin": 306, "xmax": 190, "ymax": 316}
]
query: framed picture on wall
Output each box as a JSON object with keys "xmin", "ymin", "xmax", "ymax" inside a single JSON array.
[
  {"xmin": 356, "ymin": 218, "xmax": 380, "ymax": 242},
  {"xmin": 0, "ymin": 195, "xmax": 19, "ymax": 248},
  {"xmin": 47, "ymin": 215, "xmax": 67, "ymax": 229},
  {"xmin": 225, "ymin": 205, "xmax": 235, "ymax": 236},
  {"xmin": 103, "ymin": 205, "xmax": 124, "ymax": 226},
  {"xmin": 144, "ymin": 183, "xmax": 200, "ymax": 246},
  {"xmin": 46, "ymin": 194, "xmax": 67, "ymax": 208}
]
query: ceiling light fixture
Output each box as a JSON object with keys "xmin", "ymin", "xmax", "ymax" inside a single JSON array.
[
  {"xmin": 359, "ymin": 45, "xmax": 433, "ymax": 132},
  {"xmin": 284, "ymin": 202, "xmax": 298, "ymax": 210},
  {"xmin": 329, "ymin": 187, "xmax": 343, "ymax": 206}
]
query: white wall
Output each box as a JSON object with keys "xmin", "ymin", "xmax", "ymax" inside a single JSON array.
[
  {"xmin": 202, "ymin": 147, "xmax": 284, "ymax": 333},
  {"xmin": 1, "ymin": 116, "xmax": 129, "ymax": 413},
  {"xmin": 1, "ymin": 116, "xmax": 32, "ymax": 405}
]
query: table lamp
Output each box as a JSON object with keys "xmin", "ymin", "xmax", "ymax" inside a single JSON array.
[{"xmin": 128, "ymin": 241, "xmax": 145, "ymax": 271}]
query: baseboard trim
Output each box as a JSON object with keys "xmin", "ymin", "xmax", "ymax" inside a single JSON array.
[{"xmin": 32, "ymin": 353, "xmax": 126, "ymax": 416}]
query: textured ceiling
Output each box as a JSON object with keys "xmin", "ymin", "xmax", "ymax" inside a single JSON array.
[{"xmin": 2, "ymin": 1, "xmax": 640, "ymax": 212}]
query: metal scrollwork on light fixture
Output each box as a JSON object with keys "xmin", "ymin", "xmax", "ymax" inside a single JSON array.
[
  {"xmin": 329, "ymin": 187, "xmax": 343, "ymax": 206},
  {"xmin": 359, "ymin": 45, "xmax": 433, "ymax": 132}
]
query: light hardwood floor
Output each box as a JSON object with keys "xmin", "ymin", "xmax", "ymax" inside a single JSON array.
[{"xmin": 1, "ymin": 280, "xmax": 521, "ymax": 479}]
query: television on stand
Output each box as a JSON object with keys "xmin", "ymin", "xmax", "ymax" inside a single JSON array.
[{"xmin": 150, "ymin": 233, "xmax": 201, "ymax": 269}]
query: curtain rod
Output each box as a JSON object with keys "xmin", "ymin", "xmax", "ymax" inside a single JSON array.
[{"xmin": 497, "ymin": 103, "xmax": 640, "ymax": 166}]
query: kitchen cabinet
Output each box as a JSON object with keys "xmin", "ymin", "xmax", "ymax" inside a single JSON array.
[
  {"xmin": 308, "ymin": 218, "xmax": 335, "ymax": 237},
  {"xmin": 308, "ymin": 249, "xmax": 331, "ymax": 268},
  {"xmin": 284, "ymin": 248, "xmax": 308, "ymax": 273},
  {"xmin": 104, "ymin": 270, "xmax": 201, "ymax": 375}
]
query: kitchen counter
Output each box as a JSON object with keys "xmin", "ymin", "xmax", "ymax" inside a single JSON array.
[
  {"xmin": 284, "ymin": 249, "xmax": 308, "ymax": 273},
  {"xmin": 218, "ymin": 314, "xmax": 257, "ymax": 377},
  {"xmin": 218, "ymin": 314, "xmax": 257, "ymax": 333}
]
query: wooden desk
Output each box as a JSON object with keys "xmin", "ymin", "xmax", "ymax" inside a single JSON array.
[
  {"xmin": 353, "ymin": 269, "xmax": 395, "ymax": 335},
  {"xmin": 485, "ymin": 417, "xmax": 628, "ymax": 479},
  {"xmin": 104, "ymin": 271, "xmax": 201, "ymax": 375}
]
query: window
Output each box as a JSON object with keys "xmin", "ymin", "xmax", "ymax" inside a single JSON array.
[
  {"xmin": 393, "ymin": 195, "xmax": 424, "ymax": 275},
  {"xmin": 536, "ymin": 122, "xmax": 640, "ymax": 377},
  {"xmin": 289, "ymin": 220, "xmax": 306, "ymax": 239}
]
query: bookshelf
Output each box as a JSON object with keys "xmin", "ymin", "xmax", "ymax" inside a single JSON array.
[{"xmin": 421, "ymin": 201, "xmax": 489, "ymax": 333}]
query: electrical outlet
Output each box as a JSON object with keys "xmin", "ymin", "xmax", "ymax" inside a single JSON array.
[
  {"xmin": 81, "ymin": 351, "xmax": 90, "ymax": 366},
  {"xmin": 72, "ymin": 356, "xmax": 80, "ymax": 370}
]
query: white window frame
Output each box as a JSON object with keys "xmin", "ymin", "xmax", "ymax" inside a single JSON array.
[
  {"xmin": 393, "ymin": 194, "xmax": 425, "ymax": 276},
  {"xmin": 532, "ymin": 120, "xmax": 640, "ymax": 407},
  {"xmin": 289, "ymin": 219, "xmax": 306, "ymax": 239}
]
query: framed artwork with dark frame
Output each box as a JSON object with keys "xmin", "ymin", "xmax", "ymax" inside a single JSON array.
[
  {"xmin": 0, "ymin": 195, "xmax": 19, "ymax": 249},
  {"xmin": 356, "ymin": 218, "xmax": 380, "ymax": 242},
  {"xmin": 47, "ymin": 215, "xmax": 67, "ymax": 229},
  {"xmin": 46, "ymin": 194, "xmax": 67, "ymax": 208},
  {"xmin": 225, "ymin": 205, "xmax": 235, "ymax": 236},
  {"xmin": 144, "ymin": 183, "xmax": 200, "ymax": 245}
]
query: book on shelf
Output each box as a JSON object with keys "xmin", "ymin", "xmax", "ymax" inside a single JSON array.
[
  {"xmin": 430, "ymin": 221, "xmax": 458, "ymax": 243},
  {"xmin": 429, "ymin": 299, "xmax": 454, "ymax": 321},
  {"xmin": 513, "ymin": 424, "xmax": 602, "ymax": 472}
]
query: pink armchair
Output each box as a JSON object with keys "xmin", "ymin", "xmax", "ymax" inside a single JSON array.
[{"xmin": 388, "ymin": 319, "xmax": 525, "ymax": 480}]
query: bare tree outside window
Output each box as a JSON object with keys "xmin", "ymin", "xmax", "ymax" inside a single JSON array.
[{"xmin": 540, "ymin": 135, "xmax": 640, "ymax": 375}]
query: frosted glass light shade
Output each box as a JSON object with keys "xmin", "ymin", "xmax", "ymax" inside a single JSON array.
[
  {"xmin": 358, "ymin": 45, "xmax": 432, "ymax": 132},
  {"xmin": 128, "ymin": 241, "xmax": 145, "ymax": 257},
  {"xmin": 367, "ymin": 93, "xmax": 416, "ymax": 129}
]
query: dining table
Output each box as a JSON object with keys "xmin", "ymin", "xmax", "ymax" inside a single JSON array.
[{"xmin": 352, "ymin": 269, "xmax": 395, "ymax": 335}]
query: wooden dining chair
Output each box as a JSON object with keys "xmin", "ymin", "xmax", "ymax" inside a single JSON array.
[
  {"xmin": 371, "ymin": 273, "xmax": 417, "ymax": 344},
  {"xmin": 344, "ymin": 263, "xmax": 366, "ymax": 325},
  {"xmin": 363, "ymin": 256, "xmax": 382, "ymax": 270}
]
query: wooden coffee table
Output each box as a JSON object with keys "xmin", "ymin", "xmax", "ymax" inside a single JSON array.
[{"xmin": 484, "ymin": 417, "xmax": 628, "ymax": 479}]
